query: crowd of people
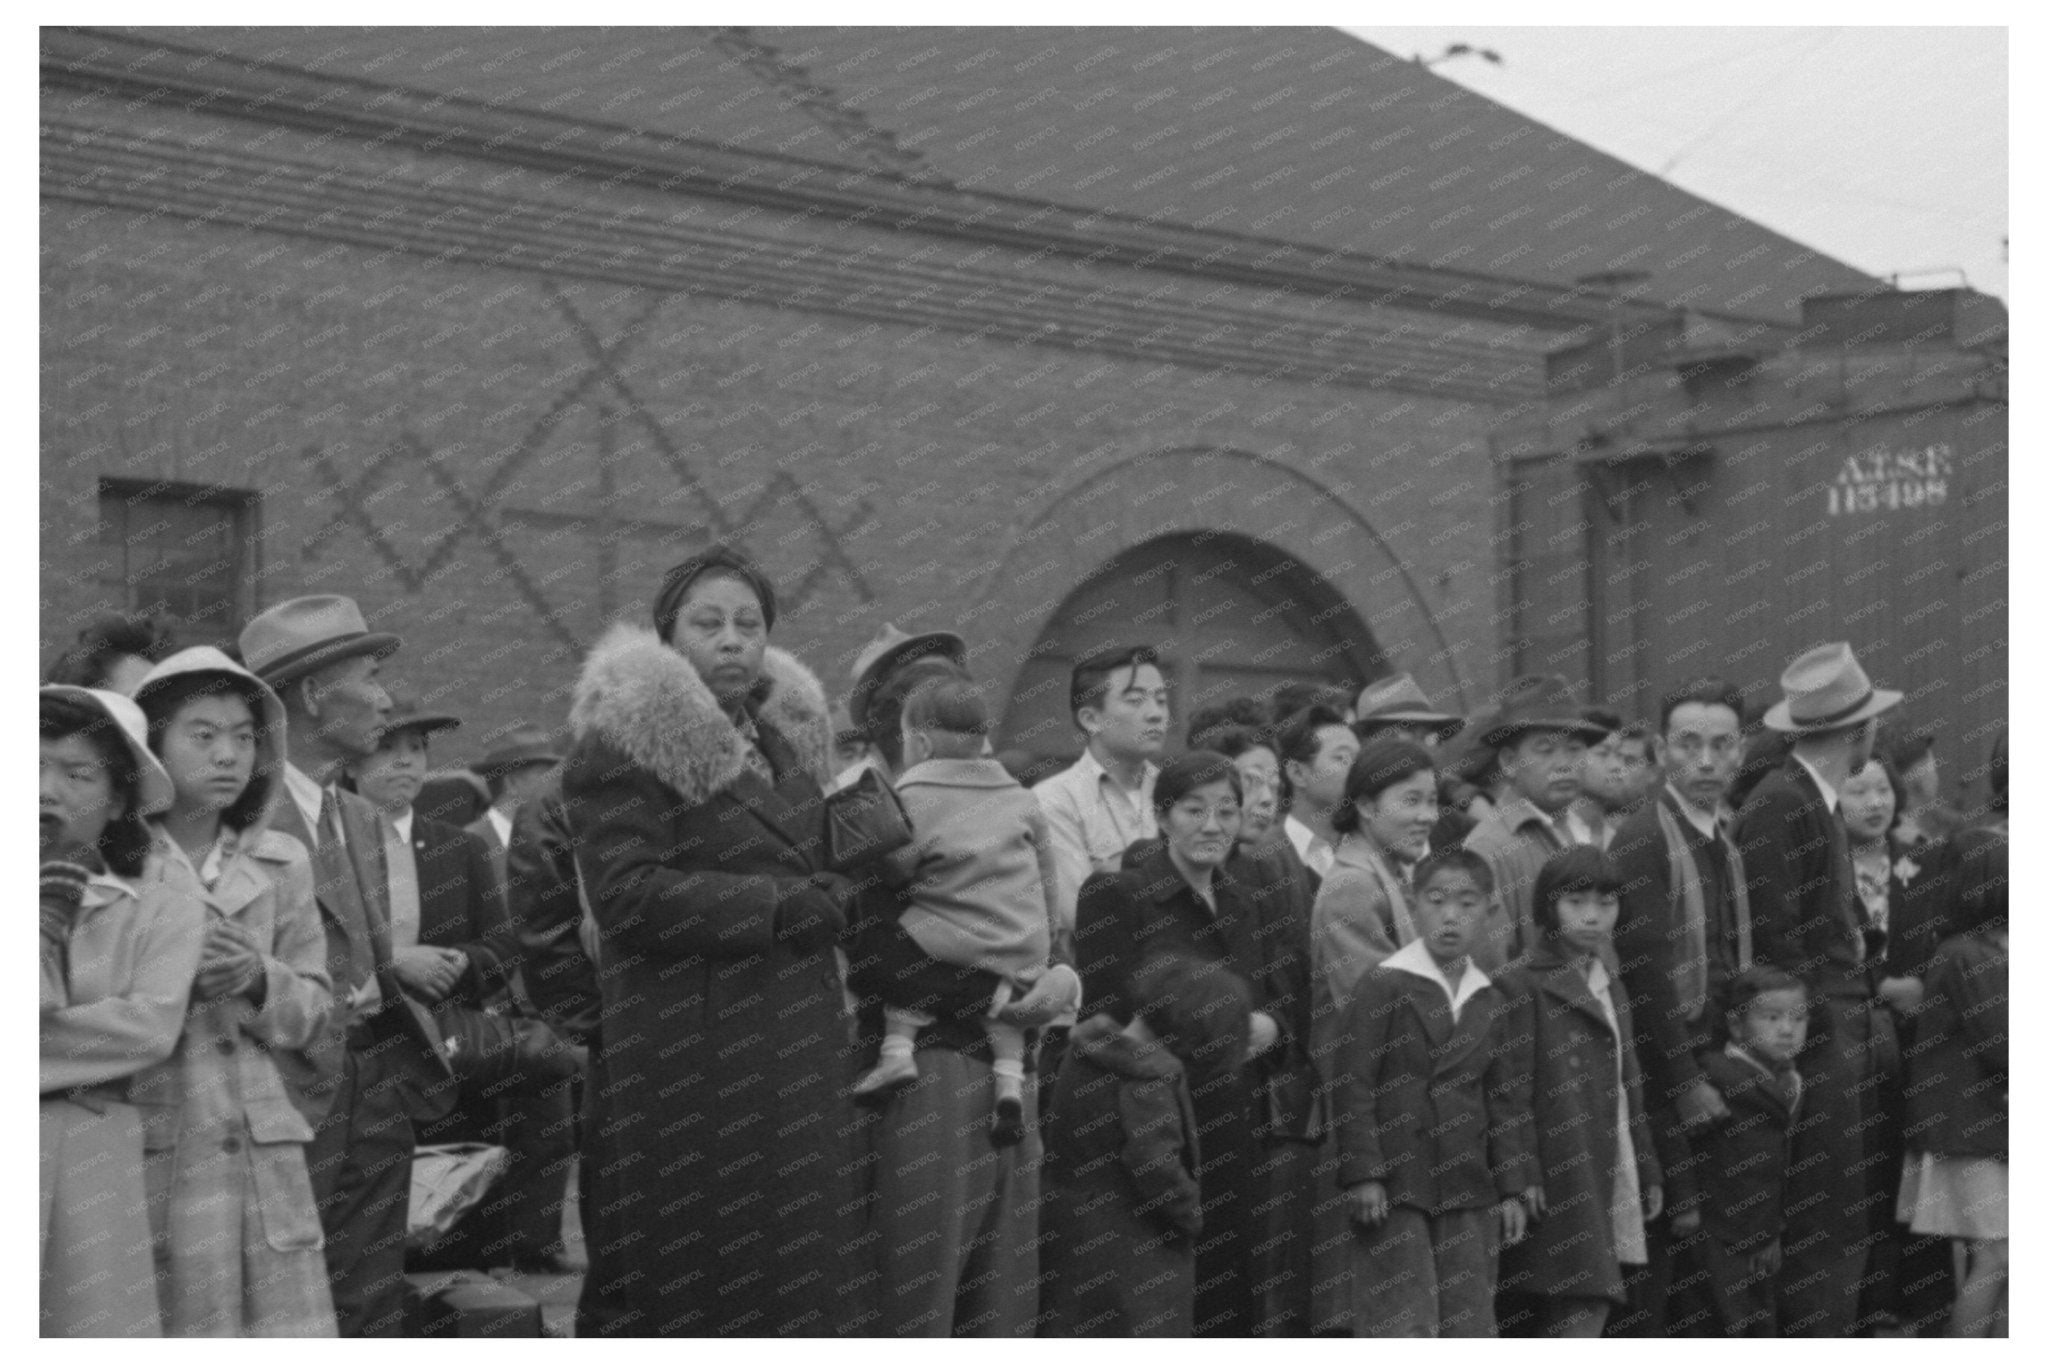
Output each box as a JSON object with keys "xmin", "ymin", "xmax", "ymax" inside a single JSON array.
[{"xmin": 41, "ymin": 545, "xmax": 2009, "ymax": 1337}]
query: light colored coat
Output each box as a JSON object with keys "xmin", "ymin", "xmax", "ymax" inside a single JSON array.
[
  {"xmin": 127, "ymin": 645, "xmax": 337, "ymax": 1336},
  {"xmin": 888, "ymin": 757, "xmax": 1055, "ymax": 979},
  {"xmin": 1309, "ymin": 832, "xmax": 1416, "ymax": 1073},
  {"xmin": 131, "ymin": 828, "xmax": 337, "ymax": 1336},
  {"xmin": 41, "ymin": 859, "xmax": 206, "ymax": 1337}
]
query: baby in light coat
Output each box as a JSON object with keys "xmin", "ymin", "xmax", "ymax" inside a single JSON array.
[{"xmin": 853, "ymin": 676, "xmax": 1056, "ymax": 1144}]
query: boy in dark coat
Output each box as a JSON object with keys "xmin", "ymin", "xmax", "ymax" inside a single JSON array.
[
  {"xmin": 1332, "ymin": 848, "xmax": 1536, "ymax": 1337},
  {"xmin": 1669, "ymin": 966, "xmax": 1809, "ymax": 1336},
  {"xmin": 1040, "ymin": 952, "xmax": 1252, "ymax": 1337}
]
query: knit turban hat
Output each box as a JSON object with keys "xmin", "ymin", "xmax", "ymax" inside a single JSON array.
[{"xmin": 652, "ymin": 544, "xmax": 779, "ymax": 641}]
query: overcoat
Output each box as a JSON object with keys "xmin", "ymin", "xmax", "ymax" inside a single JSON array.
[
  {"xmin": 130, "ymin": 826, "xmax": 336, "ymax": 1336},
  {"xmin": 1329, "ymin": 948, "xmax": 1534, "ymax": 1213},
  {"xmin": 411, "ymin": 815, "xmax": 518, "ymax": 1004},
  {"xmin": 41, "ymin": 856, "xmax": 206, "ymax": 1337},
  {"xmin": 1495, "ymin": 941, "xmax": 1662, "ymax": 1305},
  {"xmin": 1072, "ymin": 841, "xmax": 1270, "ymax": 1335},
  {"xmin": 1040, "ymin": 1014, "xmax": 1203, "ymax": 1337},
  {"xmin": 562, "ymin": 623, "xmax": 862, "ymax": 1337}
]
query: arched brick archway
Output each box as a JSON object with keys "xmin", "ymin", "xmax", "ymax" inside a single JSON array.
[{"xmin": 965, "ymin": 446, "xmax": 1466, "ymax": 756}]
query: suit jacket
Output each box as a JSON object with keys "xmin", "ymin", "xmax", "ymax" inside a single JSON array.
[
  {"xmin": 1735, "ymin": 762, "xmax": 1866, "ymax": 998},
  {"xmin": 463, "ymin": 811, "xmax": 511, "ymax": 918},
  {"xmin": 1462, "ymin": 790, "xmax": 1570, "ymax": 972},
  {"xmin": 269, "ymin": 776, "xmax": 448, "ymax": 1122},
  {"xmin": 410, "ymin": 815, "xmax": 517, "ymax": 1006},
  {"xmin": 1609, "ymin": 789, "xmax": 1746, "ymax": 1109}
]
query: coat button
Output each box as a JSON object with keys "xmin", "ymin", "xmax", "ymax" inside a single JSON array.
[{"xmin": 222, "ymin": 1135, "xmax": 242, "ymax": 1154}]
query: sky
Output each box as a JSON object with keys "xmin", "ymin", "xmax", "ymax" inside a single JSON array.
[{"xmin": 1345, "ymin": 25, "xmax": 2008, "ymax": 301}]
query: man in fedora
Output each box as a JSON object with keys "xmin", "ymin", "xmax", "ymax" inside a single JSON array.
[
  {"xmin": 1461, "ymin": 673, "xmax": 1610, "ymax": 971},
  {"xmin": 240, "ymin": 594, "xmax": 447, "ymax": 1336},
  {"xmin": 463, "ymin": 722, "xmax": 566, "ymax": 910},
  {"xmin": 1352, "ymin": 673, "xmax": 1465, "ymax": 749},
  {"xmin": 1734, "ymin": 642, "xmax": 1901, "ymax": 1338}
]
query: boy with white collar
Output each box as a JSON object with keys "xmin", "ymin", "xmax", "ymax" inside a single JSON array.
[{"xmin": 1333, "ymin": 847, "xmax": 1537, "ymax": 1337}]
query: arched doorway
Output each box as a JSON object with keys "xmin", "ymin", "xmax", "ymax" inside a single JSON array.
[{"xmin": 997, "ymin": 532, "xmax": 1384, "ymax": 762}]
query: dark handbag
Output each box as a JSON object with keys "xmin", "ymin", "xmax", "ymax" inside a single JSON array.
[
  {"xmin": 435, "ymin": 998, "xmax": 582, "ymax": 1094},
  {"xmin": 823, "ymin": 765, "xmax": 914, "ymax": 872}
]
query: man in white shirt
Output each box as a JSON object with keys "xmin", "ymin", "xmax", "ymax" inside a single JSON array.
[
  {"xmin": 1274, "ymin": 702, "xmax": 1358, "ymax": 885},
  {"xmin": 1033, "ymin": 644, "xmax": 1171, "ymax": 958}
]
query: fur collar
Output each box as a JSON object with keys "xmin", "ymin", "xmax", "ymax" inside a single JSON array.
[{"xmin": 568, "ymin": 622, "xmax": 831, "ymax": 804}]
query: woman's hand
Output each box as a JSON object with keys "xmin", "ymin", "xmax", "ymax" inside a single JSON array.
[
  {"xmin": 1498, "ymin": 1196, "xmax": 1529, "ymax": 1247},
  {"xmin": 1643, "ymin": 1183, "xmax": 1664, "ymax": 1222},
  {"xmin": 393, "ymin": 945, "xmax": 466, "ymax": 1002},
  {"xmin": 1348, "ymin": 1180, "xmax": 1389, "ymax": 1229},
  {"xmin": 1671, "ymin": 1208, "xmax": 1702, "ymax": 1239},
  {"xmin": 1677, "ymin": 1076, "xmax": 1730, "ymax": 1129},
  {"xmin": 1246, "ymin": 1010, "xmax": 1281, "ymax": 1061},
  {"xmin": 1521, "ymin": 1185, "xmax": 1548, "ymax": 1220},
  {"xmin": 994, "ymin": 965, "xmax": 1080, "ymax": 1027}
]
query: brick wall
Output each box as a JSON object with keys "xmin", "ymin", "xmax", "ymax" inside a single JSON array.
[{"xmin": 41, "ymin": 195, "xmax": 1515, "ymax": 759}]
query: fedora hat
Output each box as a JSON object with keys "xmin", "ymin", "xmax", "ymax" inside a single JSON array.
[
  {"xmin": 1478, "ymin": 674, "xmax": 1610, "ymax": 748},
  {"xmin": 1354, "ymin": 673, "xmax": 1464, "ymax": 739},
  {"xmin": 40, "ymin": 684, "xmax": 178, "ymax": 817},
  {"xmin": 379, "ymin": 697, "xmax": 462, "ymax": 743},
  {"xmin": 474, "ymin": 722, "xmax": 564, "ymax": 778},
  {"xmin": 1763, "ymin": 642, "xmax": 1903, "ymax": 734},
  {"xmin": 240, "ymin": 595, "xmax": 400, "ymax": 689},
  {"xmin": 847, "ymin": 622, "xmax": 967, "ymax": 730}
]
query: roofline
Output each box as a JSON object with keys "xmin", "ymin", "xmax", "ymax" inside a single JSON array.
[{"xmin": 48, "ymin": 26, "xmax": 1719, "ymax": 336}]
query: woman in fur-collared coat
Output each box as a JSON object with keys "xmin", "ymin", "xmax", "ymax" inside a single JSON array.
[{"xmin": 562, "ymin": 547, "xmax": 865, "ymax": 1338}]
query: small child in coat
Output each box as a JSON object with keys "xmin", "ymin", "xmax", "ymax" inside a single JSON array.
[
  {"xmin": 852, "ymin": 676, "xmax": 1057, "ymax": 1142},
  {"xmin": 1670, "ymin": 964, "xmax": 1809, "ymax": 1336},
  {"xmin": 1333, "ymin": 847, "xmax": 1537, "ymax": 1338},
  {"xmin": 1495, "ymin": 846, "xmax": 1663, "ymax": 1339},
  {"xmin": 1039, "ymin": 951, "xmax": 1251, "ymax": 1337}
]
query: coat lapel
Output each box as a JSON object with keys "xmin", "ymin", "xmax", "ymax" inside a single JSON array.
[{"xmin": 1530, "ymin": 946, "xmax": 1615, "ymax": 1034}]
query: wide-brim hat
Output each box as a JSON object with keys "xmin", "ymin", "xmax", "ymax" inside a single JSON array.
[
  {"xmin": 131, "ymin": 646, "xmax": 290, "ymax": 755},
  {"xmin": 474, "ymin": 722, "xmax": 565, "ymax": 778},
  {"xmin": 847, "ymin": 622, "xmax": 968, "ymax": 730},
  {"xmin": 40, "ymin": 684, "xmax": 177, "ymax": 817},
  {"xmin": 1354, "ymin": 673, "xmax": 1464, "ymax": 739},
  {"xmin": 1763, "ymin": 642, "xmax": 1904, "ymax": 734},
  {"xmin": 1478, "ymin": 674, "xmax": 1611, "ymax": 748},
  {"xmin": 240, "ymin": 595, "xmax": 401, "ymax": 690},
  {"xmin": 380, "ymin": 698, "xmax": 462, "ymax": 743}
]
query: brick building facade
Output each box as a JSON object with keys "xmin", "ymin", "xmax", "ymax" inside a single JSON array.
[{"xmin": 46, "ymin": 27, "xmax": 1996, "ymax": 771}]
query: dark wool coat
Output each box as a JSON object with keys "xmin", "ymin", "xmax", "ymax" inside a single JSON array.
[
  {"xmin": 1072, "ymin": 843, "xmax": 1267, "ymax": 1335},
  {"xmin": 1496, "ymin": 943, "xmax": 1662, "ymax": 1304},
  {"xmin": 1039, "ymin": 1015, "xmax": 1203, "ymax": 1338},
  {"xmin": 1685, "ymin": 1048, "xmax": 1800, "ymax": 1255},
  {"xmin": 1330, "ymin": 953, "xmax": 1534, "ymax": 1213},
  {"xmin": 1902, "ymin": 930, "xmax": 2007, "ymax": 1160},
  {"xmin": 561, "ymin": 624, "xmax": 862, "ymax": 1338}
]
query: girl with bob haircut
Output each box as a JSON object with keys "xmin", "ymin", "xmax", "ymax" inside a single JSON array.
[
  {"xmin": 1495, "ymin": 845, "xmax": 1662, "ymax": 1337},
  {"xmin": 40, "ymin": 686, "xmax": 206, "ymax": 1336},
  {"xmin": 129, "ymin": 648, "xmax": 337, "ymax": 1336}
]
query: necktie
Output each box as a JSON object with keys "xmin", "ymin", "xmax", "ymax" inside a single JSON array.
[
  {"xmin": 384, "ymin": 819, "xmax": 421, "ymax": 951},
  {"xmin": 319, "ymin": 784, "xmax": 345, "ymax": 849}
]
